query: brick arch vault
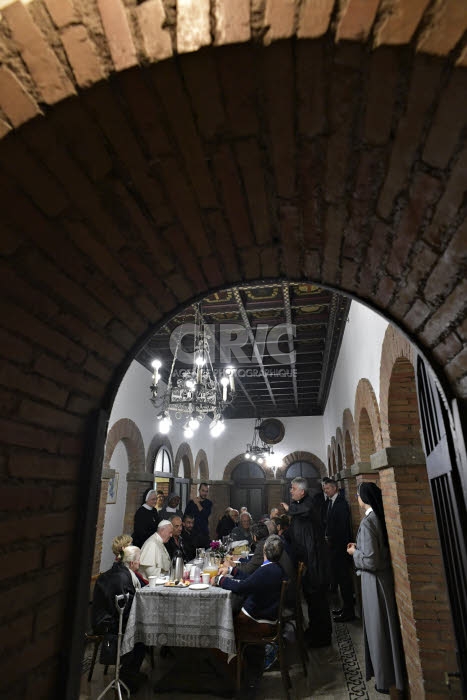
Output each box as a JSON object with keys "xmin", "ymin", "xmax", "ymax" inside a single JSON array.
[{"xmin": 0, "ymin": 2, "xmax": 466, "ymax": 698}]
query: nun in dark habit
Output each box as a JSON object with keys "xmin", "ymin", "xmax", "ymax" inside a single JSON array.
[
  {"xmin": 347, "ymin": 482, "xmax": 405, "ymax": 695},
  {"xmin": 132, "ymin": 488, "xmax": 160, "ymax": 548}
]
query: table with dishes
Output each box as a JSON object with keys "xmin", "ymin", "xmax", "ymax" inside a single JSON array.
[{"xmin": 121, "ymin": 578, "xmax": 236, "ymax": 656}]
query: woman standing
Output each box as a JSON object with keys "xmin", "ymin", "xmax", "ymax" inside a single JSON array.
[
  {"xmin": 347, "ymin": 482, "xmax": 405, "ymax": 695},
  {"xmin": 132, "ymin": 489, "xmax": 160, "ymax": 548}
]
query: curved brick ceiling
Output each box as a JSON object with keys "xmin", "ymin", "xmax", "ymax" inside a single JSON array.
[{"xmin": 0, "ymin": 0, "xmax": 466, "ymax": 412}]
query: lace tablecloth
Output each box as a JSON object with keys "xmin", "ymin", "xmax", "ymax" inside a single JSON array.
[{"xmin": 121, "ymin": 585, "xmax": 236, "ymax": 655}]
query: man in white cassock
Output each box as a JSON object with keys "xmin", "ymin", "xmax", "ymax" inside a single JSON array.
[{"xmin": 139, "ymin": 519, "xmax": 173, "ymax": 579}]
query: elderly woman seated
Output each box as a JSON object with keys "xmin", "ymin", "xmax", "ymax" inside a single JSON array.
[{"xmin": 92, "ymin": 545, "xmax": 147, "ymax": 693}]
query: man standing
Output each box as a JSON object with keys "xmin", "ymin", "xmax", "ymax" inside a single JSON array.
[
  {"xmin": 281, "ymin": 476, "xmax": 332, "ymax": 648},
  {"xmin": 322, "ymin": 478, "xmax": 355, "ymax": 622},
  {"xmin": 184, "ymin": 482, "xmax": 212, "ymax": 548}
]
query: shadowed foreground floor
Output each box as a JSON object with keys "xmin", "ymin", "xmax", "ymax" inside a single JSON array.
[{"xmin": 80, "ymin": 614, "xmax": 389, "ymax": 699}]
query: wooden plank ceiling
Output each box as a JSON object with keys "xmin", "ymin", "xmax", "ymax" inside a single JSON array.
[{"xmin": 136, "ymin": 282, "xmax": 351, "ymax": 418}]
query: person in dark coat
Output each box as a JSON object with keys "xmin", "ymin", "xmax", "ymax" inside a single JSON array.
[
  {"xmin": 165, "ymin": 514, "xmax": 187, "ymax": 561},
  {"xmin": 132, "ymin": 489, "xmax": 160, "ymax": 548},
  {"xmin": 347, "ymin": 483, "xmax": 405, "ymax": 694},
  {"xmin": 159, "ymin": 492, "xmax": 183, "ymax": 521},
  {"xmin": 216, "ymin": 507, "xmax": 238, "ymax": 539},
  {"xmin": 92, "ymin": 546, "xmax": 146, "ymax": 692},
  {"xmin": 184, "ymin": 482, "xmax": 212, "ymax": 548},
  {"xmin": 181, "ymin": 513, "xmax": 201, "ymax": 561},
  {"xmin": 281, "ymin": 476, "xmax": 332, "ymax": 647},
  {"xmin": 322, "ymin": 477, "xmax": 355, "ymax": 621}
]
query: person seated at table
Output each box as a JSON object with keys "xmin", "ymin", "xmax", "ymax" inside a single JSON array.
[
  {"xmin": 92, "ymin": 545, "xmax": 147, "ymax": 693},
  {"xmin": 139, "ymin": 519, "xmax": 173, "ymax": 579},
  {"xmin": 132, "ymin": 489, "xmax": 160, "ymax": 548},
  {"xmin": 181, "ymin": 513, "xmax": 201, "ymax": 562},
  {"xmin": 230, "ymin": 511, "xmax": 253, "ymax": 545},
  {"xmin": 111, "ymin": 533, "xmax": 132, "ymax": 560},
  {"xmin": 165, "ymin": 514, "xmax": 187, "ymax": 561},
  {"xmin": 215, "ymin": 535, "xmax": 287, "ymax": 691},
  {"xmin": 216, "ymin": 507, "xmax": 238, "ymax": 539},
  {"xmin": 159, "ymin": 492, "xmax": 183, "ymax": 521},
  {"xmin": 220, "ymin": 522, "xmax": 296, "ymax": 610}
]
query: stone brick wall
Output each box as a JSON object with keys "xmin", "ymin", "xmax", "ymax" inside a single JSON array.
[{"xmin": 0, "ymin": 0, "xmax": 466, "ymax": 696}]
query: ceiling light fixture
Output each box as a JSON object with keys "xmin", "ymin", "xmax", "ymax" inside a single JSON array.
[{"xmin": 150, "ymin": 304, "xmax": 236, "ymax": 436}]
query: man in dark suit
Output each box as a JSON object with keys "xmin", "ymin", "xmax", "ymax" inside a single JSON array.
[{"xmin": 322, "ymin": 478, "xmax": 355, "ymax": 622}]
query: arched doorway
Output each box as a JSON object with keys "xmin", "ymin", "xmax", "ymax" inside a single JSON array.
[
  {"xmin": 0, "ymin": 4, "xmax": 466, "ymax": 697},
  {"xmin": 283, "ymin": 460, "xmax": 322, "ymax": 502},
  {"xmin": 153, "ymin": 445, "xmax": 173, "ymax": 499},
  {"xmin": 230, "ymin": 461, "xmax": 266, "ymax": 521}
]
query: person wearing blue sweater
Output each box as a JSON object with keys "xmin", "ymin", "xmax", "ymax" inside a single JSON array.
[{"xmin": 215, "ymin": 535, "xmax": 287, "ymax": 693}]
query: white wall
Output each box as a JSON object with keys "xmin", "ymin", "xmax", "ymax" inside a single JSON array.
[
  {"xmin": 323, "ymin": 301, "xmax": 388, "ymax": 450},
  {"xmin": 213, "ymin": 416, "xmax": 325, "ymax": 476},
  {"xmin": 101, "ymin": 440, "xmax": 128, "ymax": 571}
]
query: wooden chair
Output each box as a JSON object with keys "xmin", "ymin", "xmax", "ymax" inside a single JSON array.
[
  {"xmin": 283, "ymin": 561, "xmax": 308, "ymax": 677},
  {"xmin": 236, "ymin": 579, "xmax": 292, "ymax": 699},
  {"xmin": 84, "ymin": 632, "xmax": 107, "ymax": 682}
]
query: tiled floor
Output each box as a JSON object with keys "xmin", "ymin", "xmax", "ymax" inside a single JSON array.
[{"xmin": 80, "ymin": 614, "xmax": 384, "ymax": 700}]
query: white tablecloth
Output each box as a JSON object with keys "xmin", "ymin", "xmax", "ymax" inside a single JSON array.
[{"xmin": 121, "ymin": 585, "xmax": 236, "ymax": 655}]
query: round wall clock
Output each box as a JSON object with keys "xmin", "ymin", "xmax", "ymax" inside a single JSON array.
[{"xmin": 258, "ymin": 418, "xmax": 285, "ymax": 445}]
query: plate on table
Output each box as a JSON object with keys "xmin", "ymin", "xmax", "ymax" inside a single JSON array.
[{"xmin": 189, "ymin": 583, "xmax": 209, "ymax": 590}]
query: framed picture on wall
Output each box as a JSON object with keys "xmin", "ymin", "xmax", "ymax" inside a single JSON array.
[{"xmin": 107, "ymin": 472, "xmax": 119, "ymax": 504}]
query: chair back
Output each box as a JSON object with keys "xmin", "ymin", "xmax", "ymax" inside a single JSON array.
[{"xmin": 276, "ymin": 579, "xmax": 290, "ymax": 637}]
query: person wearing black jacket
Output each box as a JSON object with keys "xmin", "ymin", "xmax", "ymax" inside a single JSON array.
[
  {"xmin": 92, "ymin": 546, "xmax": 146, "ymax": 692},
  {"xmin": 322, "ymin": 478, "xmax": 355, "ymax": 621},
  {"xmin": 281, "ymin": 476, "xmax": 332, "ymax": 647},
  {"xmin": 132, "ymin": 488, "xmax": 160, "ymax": 548}
]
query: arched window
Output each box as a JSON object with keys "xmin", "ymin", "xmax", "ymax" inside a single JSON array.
[
  {"xmin": 284, "ymin": 460, "xmax": 321, "ymax": 500},
  {"xmin": 230, "ymin": 461, "xmax": 265, "ymax": 520},
  {"xmin": 153, "ymin": 446, "xmax": 173, "ymax": 498}
]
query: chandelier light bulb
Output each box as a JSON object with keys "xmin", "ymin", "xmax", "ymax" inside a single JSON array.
[
  {"xmin": 188, "ymin": 417, "xmax": 200, "ymax": 431},
  {"xmin": 257, "ymin": 457, "xmax": 263, "ymax": 464},
  {"xmin": 220, "ymin": 376, "xmax": 229, "ymax": 386},
  {"xmin": 159, "ymin": 415, "xmax": 172, "ymax": 434},
  {"xmin": 151, "ymin": 359, "xmax": 162, "ymax": 369},
  {"xmin": 245, "ymin": 452, "xmax": 250, "ymax": 459},
  {"xmin": 251, "ymin": 455, "xmax": 257, "ymax": 461},
  {"xmin": 185, "ymin": 378, "xmax": 195, "ymax": 389},
  {"xmin": 184, "ymin": 427, "xmax": 194, "ymax": 438},
  {"xmin": 195, "ymin": 354, "xmax": 206, "ymax": 367}
]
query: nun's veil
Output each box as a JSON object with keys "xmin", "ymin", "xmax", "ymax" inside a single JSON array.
[{"xmin": 358, "ymin": 482, "xmax": 389, "ymax": 546}]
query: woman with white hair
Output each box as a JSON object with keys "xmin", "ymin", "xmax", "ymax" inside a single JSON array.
[
  {"xmin": 132, "ymin": 488, "xmax": 161, "ymax": 548},
  {"xmin": 92, "ymin": 545, "xmax": 146, "ymax": 692}
]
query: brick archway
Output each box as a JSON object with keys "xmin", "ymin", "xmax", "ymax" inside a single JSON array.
[
  {"xmin": 93, "ymin": 418, "xmax": 145, "ymax": 571},
  {"xmin": 342, "ymin": 408, "xmax": 356, "ymax": 467},
  {"xmin": 173, "ymin": 442, "xmax": 194, "ymax": 478},
  {"xmin": 194, "ymin": 449, "xmax": 209, "ymax": 480},
  {"xmin": 0, "ymin": 2, "xmax": 466, "ymax": 696},
  {"xmin": 380, "ymin": 325, "xmax": 422, "ymax": 449},
  {"xmin": 354, "ymin": 378, "xmax": 383, "ymax": 462},
  {"xmin": 103, "ymin": 418, "xmax": 145, "ymax": 471}
]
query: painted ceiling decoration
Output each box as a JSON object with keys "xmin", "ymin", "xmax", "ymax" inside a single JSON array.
[{"xmin": 137, "ymin": 282, "xmax": 350, "ymax": 418}]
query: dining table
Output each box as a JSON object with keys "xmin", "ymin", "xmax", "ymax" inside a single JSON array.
[{"xmin": 121, "ymin": 582, "xmax": 237, "ymax": 656}]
